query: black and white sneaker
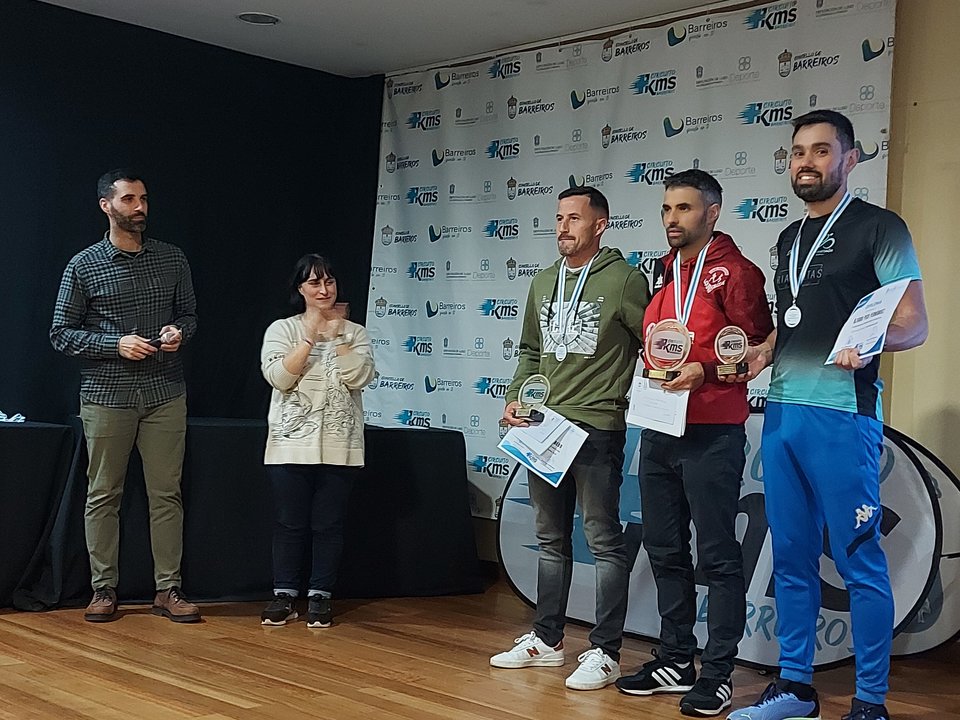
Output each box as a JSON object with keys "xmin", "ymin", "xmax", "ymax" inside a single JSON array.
[
  {"xmin": 616, "ymin": 657, "xmax": 696, "ymax": 695},
  {"xmin": 307, "ymin": 595, "xmax": 333, "ymax": 628},
  {"xmin": 680, "ymin": 677, "xmax": 733, "ymax": 716},
  {"xmin": 260, "ymin": 593, "xmax": 298, "ymax": 626}
]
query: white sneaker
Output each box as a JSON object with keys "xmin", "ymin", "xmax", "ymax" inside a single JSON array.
[
  {"xmin": 490, "ymin": 631, "xmax": 565, "ymax": 668},
  {"xmin": 564, "ymin": 648, "xmax": 621, "ymax": 690}
]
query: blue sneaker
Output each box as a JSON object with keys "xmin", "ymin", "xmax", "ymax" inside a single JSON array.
[{"xmin": 727, "ymin": 681, "xmax": 820, "ymax": 720}]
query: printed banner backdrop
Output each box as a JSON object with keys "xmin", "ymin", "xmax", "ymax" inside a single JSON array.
[
  {"xmin": 366, "ymin": 0, "xmax": 897, "ymax": 518},
  {"xmin": 499, "ymin": 418, "xmax": 943, "ymax": 668}
]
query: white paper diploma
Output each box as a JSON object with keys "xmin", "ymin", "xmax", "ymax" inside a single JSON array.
[
  {"xmin": 498, "ymin": 408, "xmax": 588, "ymax": 488},
  {"xmin": 824, "ymin": 278, "xmax": 911, "ymax": 365},
  {"xmin": 626, "ymin": 375, "xmax": 689, "ymax": 437}
]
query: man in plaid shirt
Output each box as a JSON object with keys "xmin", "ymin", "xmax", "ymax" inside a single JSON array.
[{"xmin": 51, "ymin": 169, "xmax": 200, "ymax": 623}]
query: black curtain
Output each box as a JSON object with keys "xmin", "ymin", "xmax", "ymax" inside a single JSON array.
[{"xmin": 0, "ymin": 0, "xmax": 383, "ymax": 422}]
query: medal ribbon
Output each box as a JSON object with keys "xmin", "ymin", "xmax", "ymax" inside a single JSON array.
[{"xmin": 788, "ymin": 191, "xmax": 852, "ymax": 307}]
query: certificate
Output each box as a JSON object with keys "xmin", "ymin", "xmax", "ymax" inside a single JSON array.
[
  {"xmin": 825, "ymin": 278, "xmax": 911, "ymax": 365},
  {"xmin": 626, "ymin": 375, "xmax": 689, "ymax": 437},
  {"xmin": 498, "ymin": 408, "xmax": 588, "ymax": 488}
]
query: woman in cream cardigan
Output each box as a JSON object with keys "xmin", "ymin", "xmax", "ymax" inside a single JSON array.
[{"xmin": 259, "ymin": 254, "xmax": 375, "ymax": 628}]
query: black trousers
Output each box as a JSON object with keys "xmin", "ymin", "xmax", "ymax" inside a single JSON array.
[{"xmin": 639, "ymin": 424, "xmax": 746, "ymax": 679}]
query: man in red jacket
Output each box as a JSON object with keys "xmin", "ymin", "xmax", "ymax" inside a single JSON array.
[{"xmin": 616, "ymin": 169, "xmax": 773, "ymax": 716}]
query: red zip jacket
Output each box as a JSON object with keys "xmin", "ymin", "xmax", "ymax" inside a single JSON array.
[{"xmin": 642, "ymin": 232, "xmax": 773, "ymax": 425}]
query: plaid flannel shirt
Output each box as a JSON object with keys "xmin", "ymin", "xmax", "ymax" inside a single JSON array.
[{"xmin": 50, "ymin": 234, "xmax": 197, "ymax": 408}]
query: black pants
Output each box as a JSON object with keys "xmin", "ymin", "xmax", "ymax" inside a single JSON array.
[{"xmin": 639, "ymin": 424, "xmax": 746, "ymax": 679}]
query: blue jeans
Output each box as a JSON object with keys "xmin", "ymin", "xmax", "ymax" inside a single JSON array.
[
  {"xmin": 266, "ymin": 464, "xmax": 355, "ymax": 595},
  {"xmin": 528, "ymin": 426, "xmax": 629, "ymax": 661}
]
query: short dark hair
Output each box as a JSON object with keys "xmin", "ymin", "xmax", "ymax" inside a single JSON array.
[
  {"xmin": 97, "ymin": 168, "xmax": 145, "ymax": 200},
  {"xmin": 664, "ymin": 169, "xmax": 723, "ymax": 207},
  {"xmin": 289, "ymin": 254, "xmax": 339, "ymax": 311},
  {"xmin": 791, "ymin": 109, "xmax": 855, "ymax": 152},
  {"xmin": 558, "ymin": 185, "xmax": 609, "ymax": 218}
]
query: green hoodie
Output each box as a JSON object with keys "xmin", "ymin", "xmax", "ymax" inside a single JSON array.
[{"xmin": 505, "ymin": 246, "xmax": 650, "ymax": 430}]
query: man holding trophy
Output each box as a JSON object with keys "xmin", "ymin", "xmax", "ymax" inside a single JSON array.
[
  {"xmin": 616, "ymin": 170, "xmax": 772, "ymax": 716},
  {"xmin": 490, "ymin": 186, "xmax": 650, "ymax": 691}
]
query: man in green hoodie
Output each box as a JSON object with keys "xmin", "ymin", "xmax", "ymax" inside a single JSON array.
[{"xmin": 490, "ymin": 185, "xmax": 650, "ymax": 691}]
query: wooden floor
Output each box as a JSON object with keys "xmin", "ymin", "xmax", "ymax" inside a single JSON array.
[{"xmin": 0, "ymin": 579, "xmax": 957, "ymax": 720}]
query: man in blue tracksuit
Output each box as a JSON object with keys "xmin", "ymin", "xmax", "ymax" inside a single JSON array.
[{"xmin": 726, "ymin": 110, "xmax": 928, "ymax": 720}]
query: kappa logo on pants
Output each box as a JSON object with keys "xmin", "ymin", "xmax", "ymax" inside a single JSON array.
[{"xmin": 854, "ymin": 503, "xmax": 879, "ymax": 529}]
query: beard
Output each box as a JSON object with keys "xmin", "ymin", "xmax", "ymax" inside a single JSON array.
[
  {"xmin": 791, "ymin": 164, "xmax": 844, "ymax": 202},
  {"xmin": 108, "ymin": 206, "xmax": 147, "ymax": 233},
  {"xmin": 666, "ymin": 226, "xmax": 694, "ymax": 250}
]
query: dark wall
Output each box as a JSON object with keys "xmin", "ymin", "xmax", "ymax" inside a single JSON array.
[{"xmin": 0, "ymin": 1, "xmax": 383, "ymax": 422}]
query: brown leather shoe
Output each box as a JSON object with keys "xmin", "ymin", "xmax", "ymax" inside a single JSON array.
[
  {"xmin": 152, "ymin": 586, "xmax": 201, "ymax": 623},
  {"xmin": 84, "ymin": 587, "xmax": 118, "ymax": 622}
]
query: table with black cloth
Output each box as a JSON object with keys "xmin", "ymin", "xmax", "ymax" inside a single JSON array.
[
  {"xmin": 10, "ymin": 420, "xmax": 482, "ymax": 609},
  {"xmin": 0, "ymin": 421, "xmax": 76, "ymax": 607}
]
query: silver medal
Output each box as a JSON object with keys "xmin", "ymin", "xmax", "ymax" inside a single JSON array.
[{"xmin": 784, "ymin": 304, "xmax": 802, "ymax": 328}]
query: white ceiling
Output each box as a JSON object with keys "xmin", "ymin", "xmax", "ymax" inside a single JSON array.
[{"xmin": 38, "ymin": 0, "xmax": 728, "ymax": 78}]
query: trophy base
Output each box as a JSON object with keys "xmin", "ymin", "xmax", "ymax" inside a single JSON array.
[
  {"xmin": 514, "ymin": 408, "xmax": 545, "ymax": 424},
  {"xmin": 642, "ymin": 368, "xmax": 680, "ymax": 381},
  {"xmin": 716, "ymin": 361, "xmax": 749, "ymax": 377}
]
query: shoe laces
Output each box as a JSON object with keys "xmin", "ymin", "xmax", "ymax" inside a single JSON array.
[
  {"xmin": 842, "ymin": 704, "xmax": 887, "ymax": 720},
  {"xmin": 576, "ymin": 648, "xmax": 609, "ymax": 670},
  {"xmin": 167, "ymin": 587, "xmax": 187, "ymax": 604},
  {"xmin": 92, "ymin": 588, "xmax": 113, "ymax": 603},
  {"xmin": 513, "ymin": 631, "xmax": 540, "ymax": 647},
  {"xmin": 755, "ymin": 682, "xmax": 792, "ymax": 707}
]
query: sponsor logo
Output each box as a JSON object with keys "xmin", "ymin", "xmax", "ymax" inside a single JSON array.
[
  {"xmin": 662, "ymin": 113, "xmax": 723, "ymax": 138},
  {"xmin": 503, "ymin": 338, "xmax": 519, "ymax": 360},
  {"xmin": 703, "ymin": 265, "xmax": 730, "ymax": 293},
  {"xmin": 568, "ymin": 172, "xmax": 614, "ymax": 188},
  {"xmin": 424, "ymin": 375, "xmax": 463, "ymax": 393},
  {"xmin": 856, "ymin": 138, "xmax": 888, "ymax": 163},
  {"xmin": 375, "ymin": 375, "xmax": 415, "ymax": 391},
  {"xmin": 405, "ymin": 109, "xmax": 442, "ymax": 131},
  {"xmin": 602, "ymin": 124, "xmax": 647, "ymax": 148},
  {"xmin": 405, "ymin": 185, "xmax": 439, "ymax": 206},
  {"xmin": 444, "ymin": 257, "xmax": 497, "ymax": 282},
  {"xmin": 384, "ymin": 152, "xmax": 419, "ymax": 172},
  {"xmin": 532, "ymin": 128, "xmax": 591, "ymax": 156},
  {"xmin": 486, "ymin": 137, "xmax": 521, "ymax": 160},
  {"xmin": 862, "ymin": 37, "xmax": 888, "ymax": 62},
  {"xmin": 506, "ymin": 258, "xmax": 541, "ymax": 280},
  {"xmin": 779, "ymin": 48, "xmax": 841, "ymax": 77},
  {"xmin": 434, "ymin": 69, "xmax": 480, "ymax": 90},
  {"xmin": 394, "ymin": 409, "xmax": 431, "ymax": 428},
  {"xmin": 774, "ymin": 146, "xmax": 789, "ymax": 174},
  {"xmin": 386, "ymin": 79, "xmax": 422, "ymax": 98},
  {"xmin": 373, "ymin": 296, "xmax": 388, "ymax": 317},
  {"xmin": 508, "ymin": 178, "xmax": 555, "ymax": 199},
  {"xmin": 363, "ymin": 409, "xmax": 383, "ymax": 422},
  {"xmin": 483, "ymin": 218, "xmax": 520, "ymax": 241},
  {"xmin": 376, "ymin": 191, "xmax": 402, "ymax": 206},
  {"xmin": 631, "ymin": 70, "xmax": 678, "ymax": 97},
  {"xmin": 743, "ymin": 2, "xmax": 798, "ymax": 31},
  {"xmin": 733, "ymin": 197, "xmax": 791, "ymax": 223},
  {"xmin": 854, "ymin": 503, "xmax": 879, "ymax": 529},
  {"xmin": 488, "ymin": 57, "xmax": 522, "ymax": 80},
  {"xmin": 384, "ymin": 301, "xmax": 418, "ymax": 317},
  {"xmin": 607, "ymin": 213, "xmax": 644, "ymax": 231},
  {"xmin": 473, "ymin": 376, "xmax": 513, "ymax": 399},
  {"xmin": 432, "ymin": 146, "xmax": 476, "ymax": 166},
  {"xmin": 570, "ymin": 85, "xmax": 620, "ymax": 110},
  {"xmin": 406, "ymin": 261, "xmax": 436, "ymax": 281},
  {"xmin": 477, "ymin": 298, "xmax": 520, "ymax": 320},
  {"xmin": 508, "ymin": 95, "xmax": 556, "ymax": 118},
  {"xmin": 366, "ymin": 371, "xmax": 380, "ymax": 391},
  {"xmin": 695, "ymin": 56, "xmax": 760, "ymax": 89},
  {"xmin": 441, "ymin": 335, "xmax": 493, "ymax": 359},
  {"xmin": 535, "ymin": 44, "xmax": 587, "ymax": 73},
  {"xmin": 371, "ymin": 264, "xmax": 399, "ymax": 277},
  {"xmin": 667, "ymin": 17, "xmax": 728, "ymax": 46},
  {"xmin": 425, "ymin": 300, "xmax": 467, "ymax": 318},
  {"xmin": 370, "ymin": 337, "xmax": 391, "ymax": 348},
  {"xmin": 402, "ymin": 336, "xmax": 433, "ymax": 356},
  {"xmin": 739, "ymin": 100, "xmax": 794, "ymax": 127},
  {"xmin": 625, "ymin": 160, "xmax": 675, "ymax": 185},
  {"xmin": 816, "ymin": 0, "xmax": 892, "ymax": 17},
  {"xmin": 380, "ymin": 118, "xmax": 397, "ymax": 132},
  {"xmin": 428, "ymin": 224, "xmax": 472, "ymax": 243},
  {"xmin": 468, "ymin": 455, "xmax": 512, "ymax": 478}
]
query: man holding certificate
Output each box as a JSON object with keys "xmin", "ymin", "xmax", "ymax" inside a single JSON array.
[
  {"xmin": 490, "ymin": 186, "xmax": 650, "ymax": 691},
  {"xmin": 727, "ymin": 110, "xmax": 927, "ymax": 720},
  {"xmin": 616, "ymin": 170, "xmax": 772, "ymax": 716}
]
